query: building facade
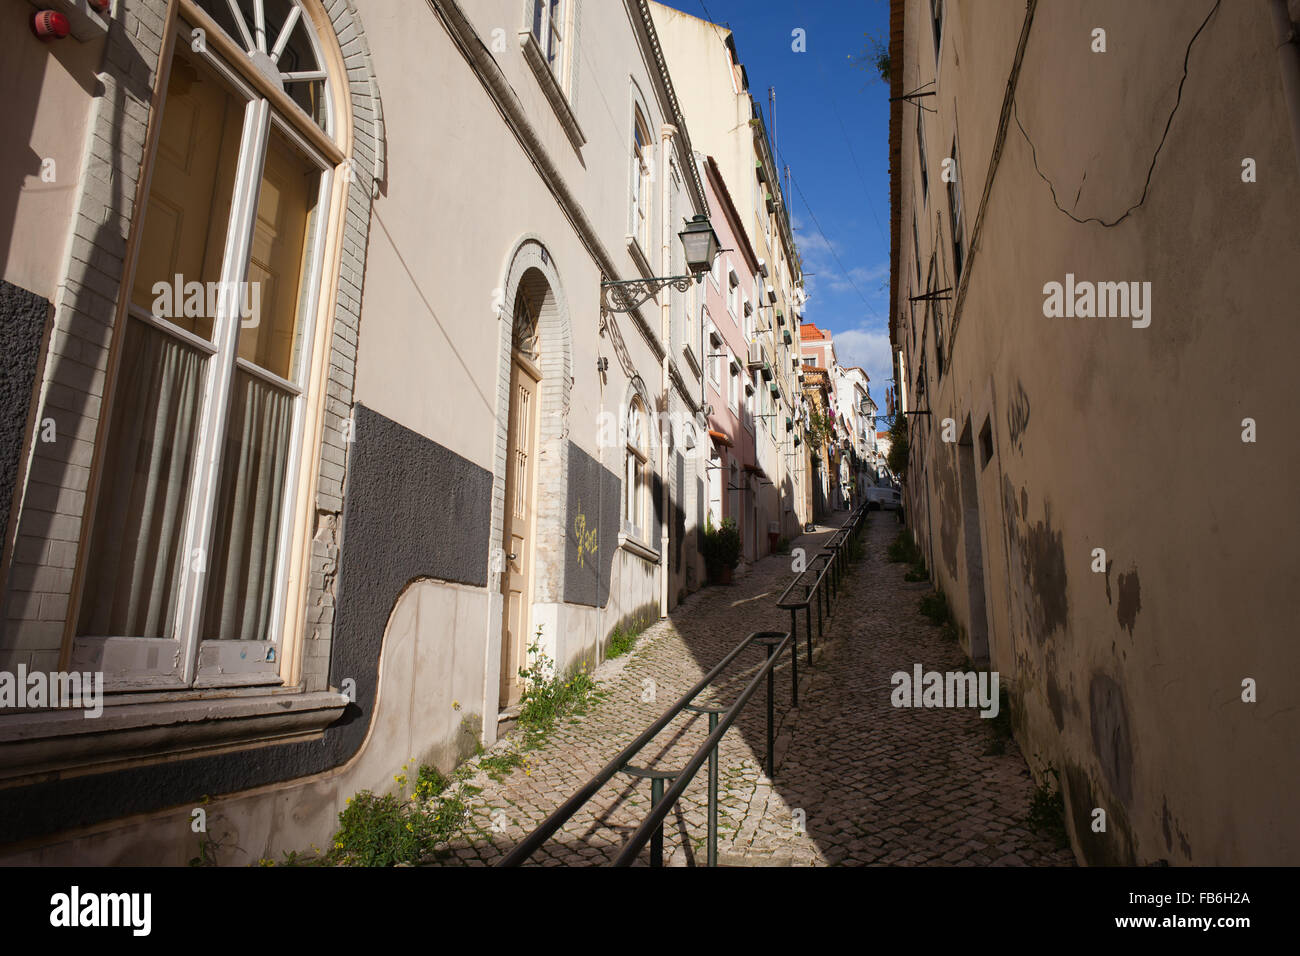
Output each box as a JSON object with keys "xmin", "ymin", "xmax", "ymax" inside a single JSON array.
[
  {"xmin": 650, "ymin": 2, "xmax": 809, "ymax": 549},
  {"xmin": 0, "ymin": 0, "xmax": 718, "ymax": 864},
  {"xmin": 834, "ymin": 364, "xmax": 875, "ymax": 504},
  {"xmin": 698, "ymin": 154, "xmax": 762, "ymax": 561},
  {"xmin": 889, "ymin": 0, "xmax": 1300, "ymax": 864}
]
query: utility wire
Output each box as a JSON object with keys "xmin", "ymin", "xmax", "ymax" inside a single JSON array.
[
  {"xmin": 785, "ymin": 167, "xmax": 885, "ymax": 319},
  {"xmin": 818, "ymin": 57, "xmax": 890, "ymax": 249}
]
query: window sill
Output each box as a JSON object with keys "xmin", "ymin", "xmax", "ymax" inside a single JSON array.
[
  {"xmin": 0, "ymin": 688, "xmax": 349, "ymax": 784},
  {"xmin": 626, "ymin": 235, "xmax": 655, "ymax": 279},
  {"xmin": 682, "ymin": 343, "xmax": 702, "ymax": 377},
  {"xmin": 518, "ymin": 31, "xmax": 586, "ymax": 150},
  {"xmin": 618, "ymin": 532, "xmax": 660, "ymax": 564}
]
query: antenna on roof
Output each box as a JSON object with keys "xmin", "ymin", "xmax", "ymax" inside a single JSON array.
[{"xmin": 768, "ymin": 86, "xmax": 777, "ymax": 161}]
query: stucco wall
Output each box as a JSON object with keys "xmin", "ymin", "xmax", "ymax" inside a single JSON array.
[{"xmin": 899, "ymin": 0, "xmax": 1300, "ymax": 865}]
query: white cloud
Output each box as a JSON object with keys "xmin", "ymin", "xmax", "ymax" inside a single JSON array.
[{"xmin": 829, "ymin": 325, "xmax": 894, "ymax": 411}]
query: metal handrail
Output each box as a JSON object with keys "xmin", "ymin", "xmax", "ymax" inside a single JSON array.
[
  {"xmin": 498, "ymin": 507, "xmax": 870, "ymax": 868},
  {"xmin": 612, "ymin": 631, "xmax": 794, "ymax": 866},
  {"xmin": 497, "ymin": 629, "xmax": 796, "ymax": 867},
  {"xmin": 775, "ymin": 506, "xmax": 866, "ymax": 664}
]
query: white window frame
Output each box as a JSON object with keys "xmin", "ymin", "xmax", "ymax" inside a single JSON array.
[
  {"xmin": 71, "ymin": 7, "xmax": 338, "ymax": 691},
  {"xmin": 625, "ymin": 399, "xmax": 650, "ymax": 541},
  {"xmin": 948, "ymin": 138, "xmax": 966, "ymax": 282},
  {"xmin": 727, "ymin": 348, "xmax": 739, "ymax": 413},
  {"xmin": 706, "ymin": 316, "xmax": 721, "ymax": 387},
  {"xmin": 632, "ymin": 111, "xmax": 652, "ymax": 252},
  {"xmin": 532, "ymin": 0, "xmax": 570, "ymax": 88}
]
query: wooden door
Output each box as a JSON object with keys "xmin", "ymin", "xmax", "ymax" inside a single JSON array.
[{"xmin": 500, "ymin": 356, "xmax": 540, "ymax": 706}]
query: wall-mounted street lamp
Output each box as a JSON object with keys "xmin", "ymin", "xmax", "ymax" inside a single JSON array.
[{"xmin": 600, "ymin": 215, "xmax": 720, "ymax": 313}]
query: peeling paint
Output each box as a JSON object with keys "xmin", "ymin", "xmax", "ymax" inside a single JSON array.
[
  {"xmin": 1089, "ymin": 674, "xmax": 1134, "ymax": 806},
  {"xmin": 1117, "ymin": 567, "xmax": 1141, "ymax": 636},
  {"xmin": 1046, "ymin": 668, "xmax": 1067, "ymax": 731},
  {"xmin": 1003, "ymin": 474, "xmax": 1019, "ymax": 519},
  {"xmin": 1026, "ymin": 505, "xmax": 1069, "ymax": 641},
  {"xmin": 1160, "ymin": 797, "xmax": 1192, "ymax": 859},
  {"xmin": 934, "ymin": 443, "xmax": 960, "ymax": 579},
  {"xmin": 1065, "ymin": 764, "xmax": 1137, "ymax": 865}
]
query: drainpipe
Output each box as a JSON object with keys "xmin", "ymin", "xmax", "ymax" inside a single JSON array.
[
  {"xmin": 659, "ymin": 124, "xmax": 677, "ymax": 619},
  {"xmin": 1270, "ymin": 0, "xmax": 1300, "ymax": 169}
]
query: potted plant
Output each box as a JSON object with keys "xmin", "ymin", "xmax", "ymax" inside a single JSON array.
[{"xmin": 703, "ymin": 517, "xmax": 742, "ymax": 585}]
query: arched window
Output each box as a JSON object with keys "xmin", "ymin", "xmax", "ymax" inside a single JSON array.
[
  {"xmin": 625, "ymin": 398, "xmax": 649, "ymax": 541},
  {"xmin": 75, "ymin": 1, "xmax": 344, "ymax": 688}
]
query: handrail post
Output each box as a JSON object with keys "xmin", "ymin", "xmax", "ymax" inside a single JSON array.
[
  {"xmin": 650, "ymin": 777, "xmax": 665, "ymax": 867},
  {"xmin": 765, "ymin": 640, "xmax": 775, "ymax": 778},
  {"xmin": 805, "ymin": 603, "xmax": 813, "ymax": 662},
  {"xmin": 789, "ymin": 607, "xmax": 801, "ymax": 703},
  {"xmin": 707, "ymin": 711, "xmax": 719, "ymax": 868},
  {"xmin": 828, "ymin": 555, "xmax": 836, "ymax": 614}
]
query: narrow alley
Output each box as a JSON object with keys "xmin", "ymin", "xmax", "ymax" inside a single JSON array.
[{"xmin": 435, "ymin": 512, "xmax": 1072, "ymax": 866}]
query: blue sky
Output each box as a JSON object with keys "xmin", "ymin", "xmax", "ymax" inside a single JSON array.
[{"xmin": 660, "ymin": 0, "xmax": 894, "ymax": 414}]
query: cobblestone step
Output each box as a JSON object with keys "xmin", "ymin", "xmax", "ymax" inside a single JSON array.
[{"xmin": 428, "ymin": 510, "xmax": 1074, "ymax": 867}]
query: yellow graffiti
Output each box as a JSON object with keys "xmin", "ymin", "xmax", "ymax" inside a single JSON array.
[{"xmin": 574, "ymin": 503, "xmax": 599, "ymax": 568}]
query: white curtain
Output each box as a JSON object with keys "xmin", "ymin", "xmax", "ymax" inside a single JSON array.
[
  {"xmin": 201, "ymin": 369, "xmax": 293, "ymax": 642},
  {"xmin": 79, "ymin": 320, "xmax": 204, "ymax": 638}
]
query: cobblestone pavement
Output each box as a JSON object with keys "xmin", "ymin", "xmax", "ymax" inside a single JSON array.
[{"xmin": 432, "ymin": 511, "xmax": 1075, "ymax": 866}]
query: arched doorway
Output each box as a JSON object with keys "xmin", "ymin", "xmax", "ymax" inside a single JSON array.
[
  {"xmin": 499, "ymin": 272, "xmax": 546, "ymax": 706},
  {"xmin": 491, "ymin": 239, "xmax": 573, "ymax": 711}
]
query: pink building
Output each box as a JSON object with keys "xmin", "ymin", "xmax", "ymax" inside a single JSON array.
[{"xmin": 698, "ymin": 155, "xmax": 763, "ymax": 561}]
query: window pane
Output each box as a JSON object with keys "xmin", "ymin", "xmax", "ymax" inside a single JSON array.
[
  {"xmin": 532, "ymin": 0, "xmax": 545, "ymax": 45},
  {"xmin": 241, "ymin": 126, "xmax": 320, "ymax": 381},
  {"xmin": 547, "ymin": 0, "xmax": 564, "ymax": 72},
  {"xmin": 79, "ymin": 320, "xmax": 206, "ymax": 638},
  {"xmin": 200, "ymin": 369, "xmax": 295, "ymax": 641},
  {"xmin": 131, "ymin": 49, "xmax": 245, "ymax": 340},
  {"xmin": 195, "ymin": 1, "xmax": 329, "ymax": 132}
]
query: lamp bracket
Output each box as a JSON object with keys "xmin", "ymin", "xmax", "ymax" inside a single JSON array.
[{"xmin": 601, "ymin": 274, "xmax": 700, "ymax": 313}]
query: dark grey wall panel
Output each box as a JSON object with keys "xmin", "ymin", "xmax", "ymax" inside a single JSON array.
[
  {"xmin": 0, "ymin": 280, "xmax": 49, "ymax": 568},
  {"xmin": 327, "ymin": 403, "xmax": 492, "ymax": 753},
  {"xmin": 0, "ymin": 403, "xmax": 493, "ymax": 847},
  {"xmin": 562, "ymin": 441, "xmax": 620, "ymax": 607}
]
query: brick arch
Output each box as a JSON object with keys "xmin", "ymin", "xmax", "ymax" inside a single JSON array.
[
  {"xmin": 310, "ymin": 0, "xmax": 387, "ymax": 194},
  {"xmin": 491, "ymin": 237, "xmax": 574, "ymax": 606}
]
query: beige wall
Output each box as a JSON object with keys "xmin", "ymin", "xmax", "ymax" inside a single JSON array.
[
  {"xmin": 0, "ymin": 2, "xmax": 105, "ymax": 301},
  {"xmin": 0, "ymin": 0, "xmax": 714, "ymax": 863},
  {"xmin": 898, "ymin": 0, "xmax": 1300, "ymax": 865}
]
